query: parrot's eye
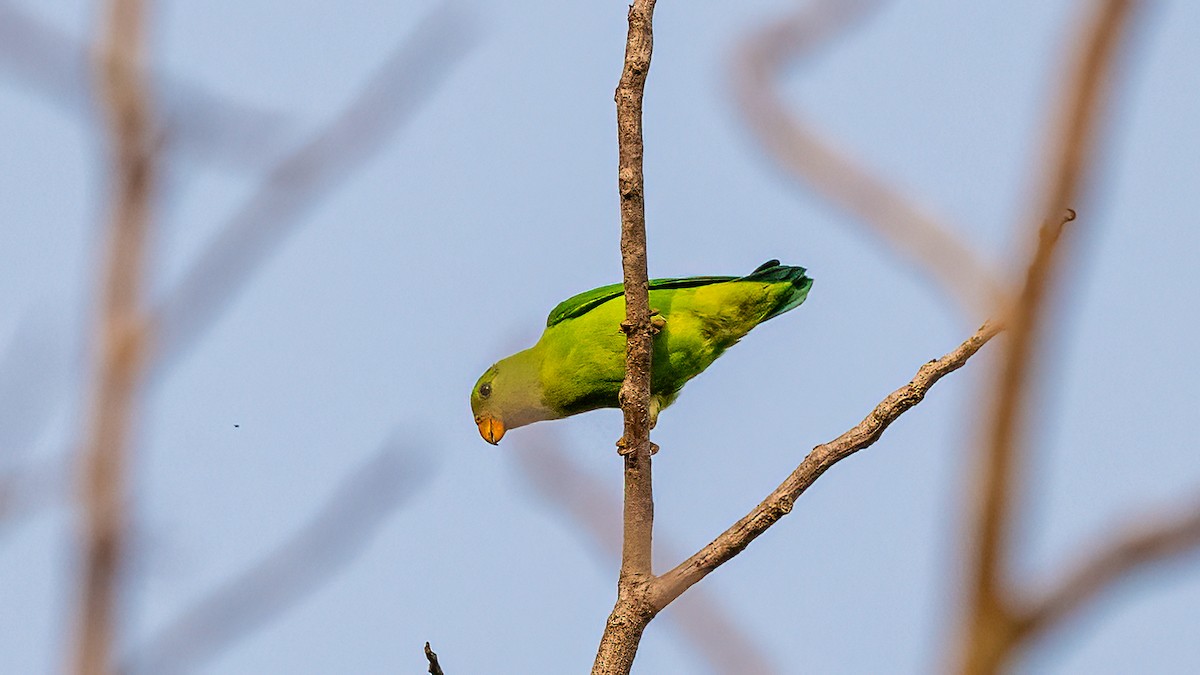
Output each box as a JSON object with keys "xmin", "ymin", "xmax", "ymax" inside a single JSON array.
[{"xmin": 479, "ymin": 383, "xmax": 492, "ymax": 398}]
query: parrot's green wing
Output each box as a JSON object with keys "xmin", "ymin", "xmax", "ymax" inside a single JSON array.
[
  {"xmin": 546, "ymin": 276, "xmax": 735, "ymax": 327},
  {"xmin": 545, "ymin": 260, "xmax": 804, "ymax": 328}
]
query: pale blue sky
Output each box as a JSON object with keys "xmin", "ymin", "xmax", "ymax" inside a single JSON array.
[{"xmin": 2, "ymin": 1, "xmax": 1198, "ymax": 673}]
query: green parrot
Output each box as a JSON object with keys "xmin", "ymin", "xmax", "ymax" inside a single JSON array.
[{"xmin": 470, "ymin": 260, "xmax": 812, "ymax": 445}]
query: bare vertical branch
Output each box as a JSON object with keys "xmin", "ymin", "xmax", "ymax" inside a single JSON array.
[
  {"xmin": 74, "ymin": 0, "xmax": 155, "ymax": 673},
  {"xmin": 615, "ymin": 0, "xmax": 658, "ymax": 576},
  {"xmin": 593, "ymin": 2, "xmax": 659, "ymax": 674},
  {"xmin": 957, "ymin": 1, "xmax": 1148, "ymax": 673},
  {"xmin": 734, "ymin": 0, "xmax": 1002, "ymax": 318}
]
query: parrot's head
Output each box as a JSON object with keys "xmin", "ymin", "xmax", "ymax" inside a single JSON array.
[{"xmin": 471, "ymin": 350, "xmax": 552, "ymax": 445}]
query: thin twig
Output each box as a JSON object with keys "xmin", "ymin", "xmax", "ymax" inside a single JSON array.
[
  {"xmin": 957, "ymin": 2, "xmax": 1148, "ymax": 673},
  {"xmin": 735, "ymin": 0, "xmax": 1002, "ymax": 318},
  {"xmin": 73, "ymin": 1, "xmax": 155, "ymax": 673},
  {"xmin": 151, "ymin": 2, "xmax": 476, "ymax": 373},
  {"xmin": 425, "ymin": 641, "xmax": 445, "ymax": 675},
  {"xmin": 1015, "ymin": 498, "xmax": 1200, "ymax": 641},
  {"xmin": 124, "ymin": 442, "xmax": 422, "ymax": 674},
  {"xmin": 593, "ymin": 2, "xmax": 659, "ymax": 674},
  {"xmin": 654, "ymin": 321, "xmax": 1000, "ymax": 607}
]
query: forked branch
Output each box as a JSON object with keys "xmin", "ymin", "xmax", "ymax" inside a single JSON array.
[
  {"xmin": 655, "ymin": 321, "xmax": 1000, "ymax": 607},
  {"xmin": 594, "ymin": 2, "xmax": 1008, "ymax": 673}
]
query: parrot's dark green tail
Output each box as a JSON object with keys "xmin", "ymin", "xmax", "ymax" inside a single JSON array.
[{"xmin": 743, "ymin": 259, "xmax": 813, "ymax": 322}]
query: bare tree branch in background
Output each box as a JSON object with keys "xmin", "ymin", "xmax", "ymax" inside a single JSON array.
[
  {"xmin": 955, "ymin": 2, "xmax": 1152, "ymax": 667},
  {"xmin": 151, "ymin": 2, "xmax": 477, "ymax": 374},
  {"xmin": 734, "ymin": 0, "xmax": 1003, "ymax": 319},
  {"xmin": 73, "ymin": 1, "xmax": 156, "ymax": 673},
  {"xmin": 515, "ymin": 437, "xmax": 779, "ymax": 675},
  {"xmin": 116, "ymin": 10, "xmax": 477, "ymax": 669},
  {"xmin": 54, "ymin": 3, "xmax": 476, "ymax": 672},
  {"xmin": 0, "ymin": 0, "xmax": 290, "ymax": 170},
  {"xmin": 1015, "ymin": 498, "xmax": 1200, "ymax": 642},
  {"xmin": 124, "ymin": 441, "xmax": 423, "ymax": 675}
]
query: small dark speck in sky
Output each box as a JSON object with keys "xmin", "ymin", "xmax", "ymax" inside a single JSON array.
[{"xmin": 234, "ymin": 424, "xmax": 240, "ymax": 428}]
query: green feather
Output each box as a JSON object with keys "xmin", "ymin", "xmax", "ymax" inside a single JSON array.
[
  {"xmin": 546, "ymin": 275, "xmax": 736, "ymax": 328},
  {"xmin": 471, "ymin": 260, "xmax": 813, "ymax": 441}
]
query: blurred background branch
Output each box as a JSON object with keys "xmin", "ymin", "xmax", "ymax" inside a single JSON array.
[
  {"xmin": 733, "ymin": 0, "xmax": 1003, "ymax": 319},
  {"xmin": 57, "ymin": 2, "xmax": 478, "ymax": 673},
  {"xmin": 515, "ymin": 436, "xmax": 779, "ymax": 675},
  {"xmin": 0, "ymin": 0, "xmax": 290, "ymax": 170},
  {"xmin": 1015, "ymin": 496, "xmax": 1200, "ymax": 642},
  {"xmin": 73, "ymin": 1, "xmax": 156, "ymax": 673},
  {"xmin": 124, "ymin": 440, "xmax": 424, "ymax": 675},
  {"xmin": 957, "ymin": 1, "xmax": 1171, "ymax": 674},
  {"xmin": 150, "ymin": 1, "xmax": 478, "ymax": 375}
]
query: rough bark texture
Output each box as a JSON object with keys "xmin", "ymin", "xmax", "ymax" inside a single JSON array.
[
  {"xmin": 957, "ymin": 2, "xmax": 1145, "ymax": 673},
  {"xmin": 592, "ymin": 2, "xmax": 658, "ymax": 674},
  {"xmin": 74, "ymin": 1, "xmax": 154, "ymax": 673}
]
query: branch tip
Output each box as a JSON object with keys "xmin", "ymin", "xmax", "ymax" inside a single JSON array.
[{"xmin": 425, "ymin": 641, "xmax": 445, "ymax": 675}]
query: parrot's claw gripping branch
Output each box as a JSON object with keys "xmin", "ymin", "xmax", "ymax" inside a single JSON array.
[
  {"xmin": 620, "ymin": 309, "xmax": 665, "ymax": 337},
  {"xmin": 650, "ymin": 310, "xmax": 666, "ymax": 333},
  {"xmin": 616, "ymin": 437, "xmax": 659, "ymax": 457}
]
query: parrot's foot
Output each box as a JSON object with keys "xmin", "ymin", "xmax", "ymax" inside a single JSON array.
[
  {"xmin": 616, "ymin": 436, "xmax": 659, "ymax": 456},
  {"xmin": 619, "ymin": 310, "xmax": 666, "ymax": 335},
  {"xmin": 650, "ymin": 310, "xmax": 666, "ymax": 333}
]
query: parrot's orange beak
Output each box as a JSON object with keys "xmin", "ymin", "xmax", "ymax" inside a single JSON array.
[{"xmin": 476, "ymin": 415, "xmax": 505, "ymax": 445}]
